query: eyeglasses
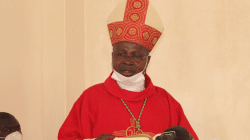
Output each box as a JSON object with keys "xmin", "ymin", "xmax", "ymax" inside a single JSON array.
[{"xmin": 112, "ymin": 52, "xmax": 149, "ymax": 62}]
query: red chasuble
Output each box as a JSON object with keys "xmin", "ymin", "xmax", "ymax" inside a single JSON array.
[{"xmin": 58, "ymin": 74, "xmax": 199, "ymax": 140}]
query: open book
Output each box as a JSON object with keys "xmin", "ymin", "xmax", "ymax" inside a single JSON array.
[
  {"xmin": 113, "ymin": 133, "xmax": 164, "ymax": 140},
  {"xmin": 113, "ymin": 131, "xmax": 178, "ymax": 140},
  {"xmin": 114, "ymin": 134, "xmax": 152, "ymax": 140}
]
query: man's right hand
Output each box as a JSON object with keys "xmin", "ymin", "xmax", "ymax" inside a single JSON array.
[{"xmin": 96, "ymin": 134, "xmax": 115, "ymax": 140}]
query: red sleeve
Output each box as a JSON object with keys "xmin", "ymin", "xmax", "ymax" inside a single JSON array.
[
  {"xmin": 58, "ymin": 102, "xmax": 82, "ymax": 140},
  {"xmin": 177, "ymin": 105, "xmax": 199, "ymax": 140},
  {"xmin": 166, "ymin": 92, "xmax": 199, "ymax": 140},
  {"xmin": 58, "ymin": 92, "xmax": 95, "ymax": 140}
]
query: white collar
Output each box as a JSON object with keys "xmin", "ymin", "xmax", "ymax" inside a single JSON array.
[{"xmin": 111, "ymin": 70, "xmax": 145, "ymax": 92}]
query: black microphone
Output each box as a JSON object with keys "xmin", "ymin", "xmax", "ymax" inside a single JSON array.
[{"xmin": 154, "ymin": 126, "xmax": 189, "ymax": 140}]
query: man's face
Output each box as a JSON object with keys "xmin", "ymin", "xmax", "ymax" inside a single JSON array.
[
  {"xmin": 112, "ymin": 41, "xmax": 150, "ymax": 77},
  {"xmin": 0, "ymin": 117, "xmax": 21, "ymax": 138}
]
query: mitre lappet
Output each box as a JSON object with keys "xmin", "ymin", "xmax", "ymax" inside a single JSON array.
[{"xmin": 107, "ymin": 0, "xmax": 164, "ymax": 51}]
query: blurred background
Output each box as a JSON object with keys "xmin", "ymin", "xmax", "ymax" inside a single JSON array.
[{"xmin": 0, "ymin": 0, "xmax": 249, "ymax": 139}]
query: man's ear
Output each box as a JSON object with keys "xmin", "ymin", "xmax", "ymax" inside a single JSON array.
[
  {"xmin": 111, "ymin": 52, "xmax": 114, "ymax": 70},
  {"xmin": 147, "ymin": 56, "xmax": 151, "ymax": 64},
  {"xmin": 143, "ymin": 56, "xmax": 151, "ymax": 74}
]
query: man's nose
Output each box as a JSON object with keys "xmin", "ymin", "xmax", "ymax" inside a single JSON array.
[{"xmin": 123, "ymin": 56, "xmax": 133, "ymax": 65}]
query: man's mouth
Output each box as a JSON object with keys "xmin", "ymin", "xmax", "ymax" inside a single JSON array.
[{"xmin": 120, "ymin": 70, "xmax": 134, "ymax": 76}]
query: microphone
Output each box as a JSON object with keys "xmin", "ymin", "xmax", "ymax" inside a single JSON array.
[{"xmin": 153, "ymin": 126, "xmax": 189, "ymax": 140}]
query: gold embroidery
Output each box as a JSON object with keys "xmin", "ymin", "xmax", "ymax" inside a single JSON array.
[
  {"xmin": 152, "ymin": 37, "xmax": 158, "ymax": 45},
  {"xmin": 108, "ymin": 21, "xmax": 162, "ymax": 52},
  {"xmin": 143, "ymin": 32, "xmax": 149, "ymax": 40},
  {"xmin": 133, "ymin": 1, "xmax": 142, "ymax": 8},
  {"xmin": 109, "ymin": 30, "xmax": 113, "ymax": 38},
  {"xmin": 129, "ymin": 28, "xmax": 137, "ymax": 35},
  {"xmin": 126, "ymin": 126, "xmax": 143, "ymax": 136},
  {"xmin": 117, "ymin": 28, "xmax": 123, "ymax": 35},
  {"xmin": 130, "ymin": 14, "xmax": 139, "ymax": 21}
]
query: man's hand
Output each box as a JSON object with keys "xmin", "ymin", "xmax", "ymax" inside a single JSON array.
[{"xmin": 96, "ymin": 134, "xmax": 115, "ymax": 140}]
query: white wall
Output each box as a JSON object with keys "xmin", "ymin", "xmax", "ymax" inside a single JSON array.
[
  {"xmin": 0, "ymin": 1, "xmax": 45, "ymax": 139},
  {"xmin": 0, "ymin": 0, "xmax": 249, "ymax": 140},
  {"xmin": 0, "ymin": 0, "xmax": 67, "ymax": 139}
]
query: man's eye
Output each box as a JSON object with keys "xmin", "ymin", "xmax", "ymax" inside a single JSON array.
[
  {"xmin": 132, "ymin": 55, "xmax": 141, "ymax": 58},
  {"xmin": 116, "ymin": 53, "xmax": 125, "ymax": 56}
]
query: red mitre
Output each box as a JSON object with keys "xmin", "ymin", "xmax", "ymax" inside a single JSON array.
[{"xmin": 107, "ymin": 0, "xmax": 164, "ymax": 52}]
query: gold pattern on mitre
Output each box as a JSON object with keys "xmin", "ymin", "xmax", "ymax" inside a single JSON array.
[
  {"xmin": 117, "ymin": 28, "xmax": 123, "ymax": 35},
  {"xmin": 152, "ymin": 37, "xmax": 158, "ymax": 45},
  {"xmin": 143, "ymin": 32, "xmax": 149, "ymax": 40},
  {"xmin": 107, "ymin": 0, "xmax": 164, "ymax": 52},
  {"xmin": 130, "ymin": 14, "xmax": 139, "ymax": 21},
  {"xmin": 129, "ymin": 28, "xmax": 137, "ymax": 35},
  {"xmin": 133, "ymin": 1, "xmax": 142, "ymax": 8},
  {"xmin": 109, "ymin": 30, "xmax": 113, "ymax": 38}
]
